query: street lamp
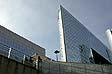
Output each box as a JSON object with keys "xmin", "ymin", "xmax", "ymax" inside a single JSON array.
[{"xmin": 54, "ymin": 50, "xmax": 60, "ymax": 61}]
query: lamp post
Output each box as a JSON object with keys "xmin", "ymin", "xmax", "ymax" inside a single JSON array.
[{"xmin": 54, "ymin": 50, "xmax": 60, "ymax": 61}]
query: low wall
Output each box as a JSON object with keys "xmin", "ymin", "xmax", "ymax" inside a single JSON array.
[
  {"xmin": 0, "ymin": 55, "xmax": 38, "ymax": 74},
  {"xmin": 40, "ymin": 61, "xmax": 112, "ymax": 74},
  {"xmin": 0, "ymin": 54, "xmax": 112, "ymax": 74}
]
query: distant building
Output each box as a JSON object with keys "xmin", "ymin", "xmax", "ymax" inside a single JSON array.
[
  {"xmin": 106, "ymin": 29, "xmax": 112, "ymax": 62},
  {"xmin": 0, "ymin": 25, "xmax": 45, "ymax": 62},
  {"xmin": 106, "ymin": 29, "xmax": 112, "ymax": 50},
  {"xmin": 58, "ymin": 5, "xmax": 111, "ymax": 64}
]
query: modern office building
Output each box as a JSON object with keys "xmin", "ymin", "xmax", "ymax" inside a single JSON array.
[
  {"xmin": 58, "ymin": 5, "xmax": 111, "ymax": 64},
  {"xmin": 0, "ymin": 25, "xmax": 45, "ymax": 62}
]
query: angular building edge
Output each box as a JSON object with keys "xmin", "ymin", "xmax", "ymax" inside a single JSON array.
[{"xmin": 58, "ymin": 5, "xmax": 66, "ymax": 62}]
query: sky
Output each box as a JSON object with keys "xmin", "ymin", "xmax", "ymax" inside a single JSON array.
[{"xmin": 0, "ymin": 0, "xmax": 112, "ymax": 60}]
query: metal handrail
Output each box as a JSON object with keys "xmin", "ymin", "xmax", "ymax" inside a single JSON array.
[{"xmin": 0, "ymin": 42, "xmax": 34, "ymax": 63}]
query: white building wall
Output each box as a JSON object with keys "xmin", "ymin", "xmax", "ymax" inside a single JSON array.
[
  {"xmin": 58, "ymin": 6, "xmax": 66, "ymax": 62},
  {"xmin": 106, "ymin": 29, "xmax": 112, "ymax": 62}
]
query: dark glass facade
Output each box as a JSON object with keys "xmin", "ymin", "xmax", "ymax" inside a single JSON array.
[
  {"xmin": 59, "ymin": 5, "xmax": 111, "ymax": 64},
  {"xmin": 0, "ymin": 25, "xmax": 45, "ymax": 62}
]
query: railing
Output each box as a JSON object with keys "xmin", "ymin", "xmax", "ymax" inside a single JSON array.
[
  {"xmin": 0, "ymin": 42, "xmax": 36, "ymax": 67},
  {"xmin": 0, "ymin": 42, "xmax": 112, "ymax": 74}
]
